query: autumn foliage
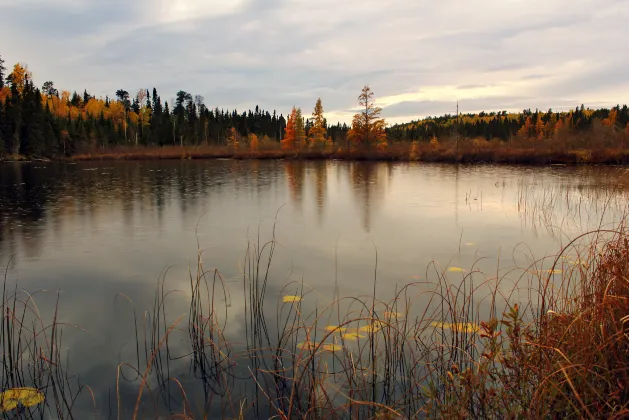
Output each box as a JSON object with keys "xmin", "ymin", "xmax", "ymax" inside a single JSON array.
[
  {"xmin": 2, "ymin": 54, "xmax": 629, "ymax": 161},
  {"xmin": 282, "ymin": 107, "xmax": 297, "ymax": 150},
  {"xmin": 348, "ymin": 85, "xmax": 387, "ymax": 150}
]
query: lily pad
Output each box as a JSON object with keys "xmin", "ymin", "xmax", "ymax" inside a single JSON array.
[{"xmin": 0, "ymin": 387, "xmax": 45, "ymax": 412}]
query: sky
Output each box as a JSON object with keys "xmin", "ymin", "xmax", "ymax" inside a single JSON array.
[{"xmin": 1, "ymin": 0, "xmax": 628, "ymax": 125}]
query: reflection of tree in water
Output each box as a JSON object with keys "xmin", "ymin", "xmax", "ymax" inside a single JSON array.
[
  {"xmin": 0, "ymin": 164, "xmax": 61, "ymax": 263},
  {"xmin": 0, "ymin": 161, "xmax": 282, "ymax": 267},
  {"xmin": 285, "ymin": 161, "xmax": 306, "ymax": 210},
  {"xmin": 349, "ymin": 162, "xmax": 390, "ymax": 233},
  {"xmin": 312, "ymin": 161, "xmax": 328, "ymax": 224}
]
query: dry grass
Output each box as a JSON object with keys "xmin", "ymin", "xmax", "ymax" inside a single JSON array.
[
  {"xmin": 65, "ymin": 128, "xmax": 629, "ymax": 165},
  {"xmin": 3, "ymin": 212, "xmax": 629, "ymax": 418}
]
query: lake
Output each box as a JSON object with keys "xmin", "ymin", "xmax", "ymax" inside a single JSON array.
[{"xmin": 0, "ymin": 160, "xmax": 627, "ymax": 419}]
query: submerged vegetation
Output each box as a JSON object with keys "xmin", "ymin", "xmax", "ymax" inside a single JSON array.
[
  {"xmin": 2, "ymin": 55, "xmax": 629, "ymax": 164},
  {"xmin": 2, "ymin": 210, "xmax": 629, "ymax": 418}
]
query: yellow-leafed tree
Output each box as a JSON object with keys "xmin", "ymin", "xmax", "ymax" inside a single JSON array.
[
  {"xmin": 227, "ymin": 127, "xmax": 239, "ymax": 149},
  {"xmin": 309, "ymin": 98, "xmax": 327, "ymax": 150},
  {"xmin": 7, "ymin": 63, "xmax": 31, "ymax": 94},
  {"xmin": 348, "ymin": 85, "xmax": 387, "ymax": 150}
]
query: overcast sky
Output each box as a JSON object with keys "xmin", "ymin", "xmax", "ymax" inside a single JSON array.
[{"xmin": 1, "ymin": 0, "xmax": 628, "ymax": 124}]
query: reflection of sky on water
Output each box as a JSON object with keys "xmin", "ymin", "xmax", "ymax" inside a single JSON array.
[{"xmin": 0, "ymin": 161, "xmax": 627, "ymax": 417}]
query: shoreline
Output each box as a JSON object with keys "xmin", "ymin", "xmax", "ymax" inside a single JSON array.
[{"xmin": 4, "ymin": 143, "xmax": 629, "ymax": 165}]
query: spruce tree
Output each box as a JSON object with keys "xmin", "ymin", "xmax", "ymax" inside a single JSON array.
[{"xmin": 0, "ymin": 54, "xmax": 5, "ymax": 89}]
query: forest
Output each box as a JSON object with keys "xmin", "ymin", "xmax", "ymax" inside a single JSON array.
[{"xmin": 1, "ymin": 54, "xmax": 629, "ymax": 161}]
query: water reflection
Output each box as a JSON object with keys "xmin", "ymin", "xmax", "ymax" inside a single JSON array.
[{"xmin": 0, "ymin": 161, "xmax": 628, "ymax": 417}]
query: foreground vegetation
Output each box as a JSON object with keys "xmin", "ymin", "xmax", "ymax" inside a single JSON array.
[
  {"xmin": 1, "ymin": 213, "xmax": 629, "ymax": 418},
  {"xmin": 2, "ymin": 55, "xmax": 629, "ymax": 164}
]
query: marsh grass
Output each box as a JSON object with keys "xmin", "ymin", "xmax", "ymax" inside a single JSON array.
[
  {"xmin": 68, "ymin": 131, "xmax": 629, "ymax": 165},
  {"xmin": 110, "ymin": 217, "xmax": 629, "ymax": 418},
  {"xmin": 3, "ymin": 203, "xmax": 629, "ymax": 418},
  {"xmin": 0, "ymin": 262, "xmax": 93, "ymax": 419}
]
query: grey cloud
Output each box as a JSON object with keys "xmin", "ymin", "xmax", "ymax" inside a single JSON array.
[
  {"xmin": 381, "ymin": 97, "xmax": 585, "ymax": 120},
  {"xmin": 2, "ymin": 0, "xmax": 628, "ymax": 123}
]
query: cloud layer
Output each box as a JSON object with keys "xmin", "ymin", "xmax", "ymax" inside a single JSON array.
[{"xmin": 1, "ymin": 0, "xmax": 628, "ymax": 123}]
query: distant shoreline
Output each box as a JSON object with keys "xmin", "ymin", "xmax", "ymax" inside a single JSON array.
[{"xmin": 3, "ymin": 143, "xmax": 629, "ymax": 165}]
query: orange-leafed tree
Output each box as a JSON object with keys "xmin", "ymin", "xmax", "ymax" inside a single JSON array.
[
  {"xmin": 0, "ymin": 86, "xmax": 9, "ymax": 104},
  {"xmin": 309, "ymin": 98, "xmax": 327, "ymax": 149},
  {"xmin": 518, "ymin": 116, "xmax": 534, "ymax": 139},
  {"xmin": 282, "ymin": 107, "xmax": 297, "ymax": 150},
  {"xmin": 554, "ymin": 118, "xmax": 565, "ymax": 137},
  {"xmin": 348, "ymin": 85, "xmax": 387, "ymax": 150},
  {"xmin": 535, "ymin": 114, "xmax": 545, "ymax": 139},
  {"xmin": 249, "ymin": 133, "xmax": 259, "ymax": 152},
  {"xmin": 603, "ymin": 109, "xmax": 618, "ymax": 127}
]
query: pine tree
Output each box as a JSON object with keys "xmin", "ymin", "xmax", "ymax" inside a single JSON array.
[
  {"xmin": 348, "ymin": 85, "xmax": 387, "ymax": 150},
  {"xmin": 6, "ymin": 81, "xmax": 23, "ymax": 155},
  {"xmin": 0, "ymin": 55, "xmax": 5, "ymax": 89},
  {"xmin": 295, "ymin": 107, "xmax": 306, "ymax": 148},
  {"xmin": 309, "ymin": 98, "xmax": 327, "ymax": 150}
]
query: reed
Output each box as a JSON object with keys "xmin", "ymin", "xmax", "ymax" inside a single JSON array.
[{"xmin": 3, "ymin": 211, "xmax": 629, "ymax": 418}]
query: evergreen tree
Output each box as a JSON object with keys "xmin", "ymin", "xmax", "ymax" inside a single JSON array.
[
  {"xmin": 0, "ymin": 54, "xmax": 5, "ymax": 89},
  {"xmin": 295, "ymin": 107, "xmax": 305, "ymax": 148},
  {"xmin": 309, "ymin": 98, "xmax": 327, "ymax": 149},
  {"xmin": 348, "ymin": 85, "xmax": 387, "ymax": 149}
]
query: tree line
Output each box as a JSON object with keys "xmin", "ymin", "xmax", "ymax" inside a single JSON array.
[
  {"xmin": 1, "ymin": 54, "xmax": 629, "ymax": 158},
  {"xmin": 0, "ymin": 58, "xmax": 352, "ymax": 157},
  {"xmin": 388, "ymin": 105, "xmax": 629, "ymax": 142}
]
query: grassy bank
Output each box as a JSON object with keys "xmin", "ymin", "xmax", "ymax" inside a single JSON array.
[
  {"xmin": 65, "ymin": 135, "xmax": 629, "ymax": 165},
  {"xmin": 2, "ymin": 223, "xmax": 629, "ymax": 418}
]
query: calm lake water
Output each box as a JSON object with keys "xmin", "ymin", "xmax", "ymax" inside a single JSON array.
[{"xmin": 0, "ymin": 160, "xmax": 627, "ymax": 418}]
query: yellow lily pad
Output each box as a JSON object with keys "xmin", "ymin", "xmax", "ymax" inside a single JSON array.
[
  {"xmin": 297, "ymin": 341, "xmax": 315, "ymax": 351},
  {"xmin": 0, "ymin": 387, "xmax": 45, "ymax": 411},
  {"xmin": 282, "ymin": 295, "xmax": 302, "ymax": 303},
  {"xmin": 430, "ymin": 321, "xmax": 479, "ymax": 333},
  {"xmin": 324, "ymin": 325, "xmax": 348, "ymax": 333},
  {"xmin": 321, "ymin": 343, "xmax": 343, "ymax": 352},
  {"xmin": 358, "ymin": 320, "xmax": 385, "ymax": 334},
  {"xmin": 384, "ymin": 311, "xmax": 402, "ymax": 318},
  {"xmin": 341, "ymin": 332, "xmax": 365, "ymax": 341},
  {"xmin": 464, "ymin": 242, "xmax": 476, "ymax": 246},
  {"xmin": 447, "ymin": 267, "xmax": 466, "ymax": 273}
]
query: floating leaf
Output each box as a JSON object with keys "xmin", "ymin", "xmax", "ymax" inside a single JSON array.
[
  {"xmin": 282, "ymin": 295, "xmax": 302, "ymax": 303},
  {"xmin": 341, "ymin": 332, "xmax": 365, "ymax": 341},
  {"xmin": 464, "ymin": 242, "xmax": 476, "ymax": 246},
  {"xmin": 322, "ymin": 343, "xmax": 343, "ymax": 352},
  {"xmin": 297, "ymin": 341, "xmax": 315, "ymax": 351},
  {"xmin": 410, "ymin": 275, "xmax": 421, "ymax": 280},
  {"xmin": 447, "ymin": 267, "xmax": 466, "ymax": 273},
  {"xmin": 0, "ymin": 387, "xmax": 45, "ymax": 411},
  {"xmin": 325, "ymin": 325, "xmax": 347, "ymax": 333},
  {"xmin": 430, "ymin": 321, "xmax": 479, "ymax": 333},
  {"xmin": 384, "ymin": 311, "xmax": 402, "ymax": 318},
  {"xmin": 358, "ymin": 320, "xmax": 385, "ymax": 334}
]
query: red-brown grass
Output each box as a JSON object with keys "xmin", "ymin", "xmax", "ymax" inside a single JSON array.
[{"xmin": 67, "ymin": 130, "xmax": 629, "ymax": 165}]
